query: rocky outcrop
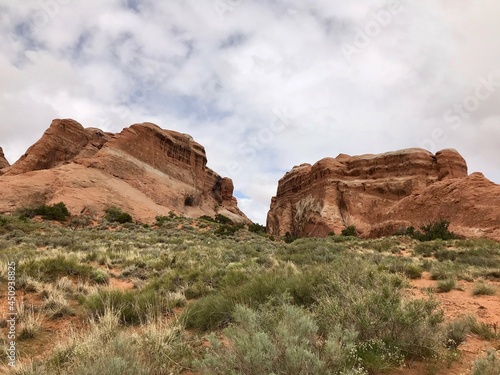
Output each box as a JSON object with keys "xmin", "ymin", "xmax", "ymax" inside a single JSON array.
[
  {"xmin": 267, "ymin": 148, "xmax": 500, "ymax": 241},
  {"xmin": 0, "ymin": 147, "xmax": 9, "ymax": 170},
  {"xmin": 0, "ymin": 119, "xmax": 249, "ymax": 224}
]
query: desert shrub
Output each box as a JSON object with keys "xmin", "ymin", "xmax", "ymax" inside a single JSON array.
[
  {"xmin": 413, "ymin": 219, "xmax": 456, "ymax": 241},
  {"xmin": 154, "ymin": 215, "xmax": 170, "ymax": 226},
  {"xmin": 85, "ymin": 289, "xmax": 175, "ymax": 325},
  {"xmin": 472, "ymin": 281, "xmax": 496, "ymax": 296},
  {"xmin": 196, "ymin": 303, "xmax": 367, "ymax": 375},
  {"xmin": 414, "ymin": 241, "xmax": 445, "ymax": 257},
  {"xmin": 18, "ymin": 306, "xmax": 42, "ymax": 340},
  {"xmin": 313, "ymin": 265, "xmax": 444, "ymax": 360},
  {"xmin": 214, "ymin": 214, "xmax": 233, "ymax": 225},
  {"xmin": 199, "ymin": 215, "xmax": 216, "ymax": 222},
  {"xmin": 42, "ymin": 288, "xmax": 73, "ymax": 318},
  {"xmin": 468, "ymin": 318, "xmax": 500, "ymax": 340},
  {"xmin": 429, "ymin": 261, "xmax": 458, "ymax": 280},
  {"xmin": 13, "ymin": 310, "xmax": 191, "ymax": 375},
  {"xmin": 402, "ymin": 264, "xmax": 423, "ymax": 279},
  {"xmin": 472, "ymin": 350, "xmax": 500, "ymax": 375},
  {"xmin": 445, "ymin": 316, "xmax": 470, "ymax": 348},
  {"xmin": 248, "ymin": 222, "xmax": 266, "ymax": 235},
  {"xmin": 341, "ymin": 225, "xmax": 357, "ymax": 237},
  {"xmin": 284, "ymin": 231, "xmax": 296, "ymax": 243},
  {"xmin": 91, "ymin": 269, "xmax": 109, "ymax": 285},
  {"xmin": 183, "ymin": 270, "xmax": 324, "ymax": 330},
  {"xmin": 19, "ymin": 202, "xmax": 70, "ymax": 222},
  {"xmin": 436, "ymin": 278, "xmax": 456, "ymax": 293},
  {"xmin": 18, "ymin": 255, "xmax": 94, "ymax": 283},
  {"xmin": 214, "ymin": 224, "xmax": 242, "ymax": 237},
  {"xmin": 105, "ymin": 206, "xmax": 133, "ymax": 224}
]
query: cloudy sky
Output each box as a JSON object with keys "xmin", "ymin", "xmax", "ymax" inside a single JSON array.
[{"xmin": 1, "ymin": 0, "xmax": 499, "ymax": 224}]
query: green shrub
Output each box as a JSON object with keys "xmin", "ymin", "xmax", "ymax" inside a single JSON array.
[
  {"xmin": 414, "ymin": 241, "xmax": 445, "ymax": 257},
  {"xmin": 436, "ymin": 278, "xmax": 456, "ymax": 293},
  {"xmin": 19, "ymin": 256, "xmax": 94, "ymax": 283},
  {"xmin": 214, "ymin": 214, "xmax": 233, "ymax": 225},
  {"xmin": 154, "ymin": 215, "xmax": 170, "ymax": 226},
  {"xmin": 341, "ymin": 225, "xmax": 357, "ymax": 237},
  {"xmin": 284, "ymin": 231, "xmax": 296, "ymax": 243},
  {"xmin": 445, "ymin": 317, "xmax": 470, "ymax": 348},
  {"xmin": 196, "ymin": 303, "xmax": 367, "ymax": 375},
  {"xmin": 214, "ymin": 224, "xmax": 242, "ymax": 236},
  {"xmin": 19, "ymin": 202, "xmax": 70, "ymax": 221},
  {"xmin": 472, "ymin": 281, "xmax": 496, "ymax": 296},
  {"xmin": 413, "ymin": 219, "xmax": 456, "ymax": 241},
  {"xmin": 403, "ymin": 264, "xmax": 423, "ymax": 279},
  {"xmin": 472, "ymin": 350, "xmax": 500, "ymax": 375},
  {"xmin": 248, "ymin": 223, "xmax": 266, "ymax": 235},
  {"xmin": 105, "ymin": 206, "xmax": 133, "ymax": 224},
  {"xmin": 85, "ymin": 290, "xmax": 174, "ymax": 325},
  {"xmin": 91, "ymin": 269, "xmax": 109, "ymax": 285}
]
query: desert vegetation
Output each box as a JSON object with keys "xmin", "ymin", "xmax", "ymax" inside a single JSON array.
[{"xmin": 0, "ymin": 213, "xmax": 499, "ymax": 374}]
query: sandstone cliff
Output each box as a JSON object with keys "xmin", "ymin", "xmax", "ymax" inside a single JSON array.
[
  {"xmin": 0, "ymin": 119, "xmax": 250, "ymax": 224},
  {"xmin": 0, "ymin": 147, "xmax": 9, "ymax": 171},
  {"xmin": 267, "ymin": 148, "xmax": 500, "ymax": 241}
]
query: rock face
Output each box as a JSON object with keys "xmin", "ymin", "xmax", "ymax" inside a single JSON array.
[
  {"xmin": 0, "ymin": 147, "xmax": 9, "ymax": 170},
  {"xmin": 0, "ymin": 119, "xmax": 250, "ymax": 224},
  {"xmin": 267, "ymin": 148, "xmax": 500, "ymax": 241}
]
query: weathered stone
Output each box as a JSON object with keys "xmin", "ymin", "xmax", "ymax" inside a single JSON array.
[
  {"xmin": 0, "ymin": 119, "xmax": 250, "ymax": 224},
  {"xmin": 267, "ymin": 148, "xmax": 500, "ymax": 241}
]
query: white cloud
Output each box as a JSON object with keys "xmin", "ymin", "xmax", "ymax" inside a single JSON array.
[{"xmin": 0, "ymin": 0, "xmax": 499, "ymax": 224}]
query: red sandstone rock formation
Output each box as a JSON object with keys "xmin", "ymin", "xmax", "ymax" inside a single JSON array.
[
  {"xmin": 0, "ymin": 119, "xmax": 249, "ymax": 224},
  {"xmin": 267, "ymin": 148, "xmax": 500, "ymax": 241},
  {"xmin": 0, "ymin": 147, "xmax": 9, "ymax": 171}
]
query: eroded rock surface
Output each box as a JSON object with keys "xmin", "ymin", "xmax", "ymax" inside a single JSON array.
[
  {"xmin": 0, "ymin": 119, "xmax": 249, "ymax": 223},
  {"xmin": 267, "ymin": 148, "xmax": 500, "ymax": 240},
  {"xmin": 0, "ymin": 147, "xmax": 9, "ymax": 171}
]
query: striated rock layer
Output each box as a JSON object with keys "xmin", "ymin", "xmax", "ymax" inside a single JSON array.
[
  {"xmin": 267, "ymin": 148, "xmax": 500, "ymax": 241},
  {"xmin": 0, "ymin": 119, "xmax": 250, "ymax": 224},
  {"xmin": 0, "ymin": 147, "xmax": 9, "ymax": 171}
]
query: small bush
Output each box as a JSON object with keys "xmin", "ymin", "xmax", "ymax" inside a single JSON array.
[
  {"xmin": 19, "ymin": 256, "xmax": 94, "ymax": 283},
  {"xmin": 403, "ymin": 264, "xmax": 423, "ymax": 279},
  {"xmin": 19, "ymin": 202, "xmax": 70, "ymax": 221},
  {"xmin": 472, "ymin": 350, "xmax": 500, "ymax": 375},
  {"xmin": 91, "ymin": 269, "xmax": 109, "ymax": 285},
  {"xmin": 413, "ymin": 219, "xmax": 456, "ymax": 241},
  {"xmin": 472, "ymin": 281, "xmax": 496, "ymax": 296},
  {"xmin": 445, "ymin": 317, "xmax": 470, "ymax": 348},
  {"xmin": 436, "ymin": 278, "xmax": 456, "ymax": 293},
  {"xmin": 214, "ymin": 214, "xmax": 233, "ymax": 225},
  {"xmin": 341, "ymin": 225, "xmax": 357, "ymax": 237},
  {"xmin": 284, "ymin": 231, "xmax": 296, "ymax": 243},
  {"xmin": 105, "ymin": 206, "xmax": 133, "ymax": 224},
  {"xmin": 196, "ymin": 303, "xmax": 367, "ymax": 375},
  {"xmin": 214, "ymin": 224, "xmax": 242, "ymax": 237},
  {"xmin": 85, "ymin": 290, "xmax": 174, "ymax": 325},
  {"xmin": 248, "ymin": 223, "xmax": 266, "ymax": 235}
]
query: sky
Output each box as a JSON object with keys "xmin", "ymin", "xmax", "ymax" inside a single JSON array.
[{"xmin": 0, "ymin": 0, "xmax": 499, "ymax": 224}]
